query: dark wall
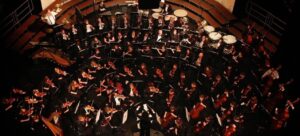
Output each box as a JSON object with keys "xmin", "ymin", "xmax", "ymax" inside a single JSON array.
[
  {"xmin": 138, "ymin": 0, "xmax": 160, "ymax": 9},
  {"xmin": 233, "ymin": 0, "xmax": 249, "ymax": 18},
  {"xmin": 273, "ymin": 1, "xmax": 300, "ymax": 134}
]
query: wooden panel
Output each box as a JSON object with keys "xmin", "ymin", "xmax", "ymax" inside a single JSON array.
[{"xmin": 5, "ymin": 15, "xmax": 38, "ymax": 47}]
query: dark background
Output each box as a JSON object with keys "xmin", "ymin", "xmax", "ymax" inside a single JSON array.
[{"xmin": 1, "ymin": 0, "xmax": 299, "ymax": 135}]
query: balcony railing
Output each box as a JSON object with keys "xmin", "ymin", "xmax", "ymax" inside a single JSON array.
[
  {"xmin": 0, "ymin": 0, "xmax": 34, "ymax": 38},
  {"xmin": 246, "ymin": 0, "xmax": 287, "ymax": 36}
]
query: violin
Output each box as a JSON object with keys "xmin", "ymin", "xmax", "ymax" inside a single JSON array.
[
  {"xmin": 82, "ymin": 72, "xmax": 94, "ymax": 80},
  {"xmin": 12, "ymin": 88, "xmax": 26, "ymax": 95},
  {"xmin": 45, "ymin": 76, "xmax": 56, "ymax": 88},
  {"xmin": 62, "ymin": 100, "xmax": 74, "ymax": 108},
  {"xmin": 84, "ymin": 105, "xmax": 95, "ymax": 114},
  {"xmin": 20, "ymin": 108, "xmax": 34, "ymax": 116},
  {"xmin": 25, "ymin": 97, "xmax": 38, "ymax": 104},
  {"xmin": 33, "ymin": 89, "xmax": 47, "ymax": 98}
]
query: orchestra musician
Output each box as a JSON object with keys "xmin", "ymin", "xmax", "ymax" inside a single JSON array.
[
  {"xmin": 138, "ymin": 62, "xmax": 149, "ymax": 78},
  {"xmin": 42, "ymin": 9, "xmax": 58, "ymax": 26},
  {"xmin": 96, "ymin": 17, "xmax": 106, "ymax": 33},
  {"xmin": 190, "ymin": 94, "xmax": 207, "ymax": 120},
  {"xmin": 161, "ymin": 106, "xmax": 177, "ymax": 129},
  {"xmin": 162, "ymin": 3, "xmax": 173, "ymax": 15},
  {"xmin": 98, "ymin": 0, "xmax": 106, "ymax": 12},
  {"xmin": 84, "ymin": 19, "xmax": 95, "ymax": 35},
  {"xmin": 224, "ymin": 124, "xmax": 237, "ymax": 136}
]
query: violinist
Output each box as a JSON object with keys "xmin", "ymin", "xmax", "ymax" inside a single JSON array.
[
  {"xmin": 153, "ymin": 44, "xmax": 166, "ymax": 57},
  {"xmin": 127, "ymin": 82, "xmax": 139, "ymax": 97},
  {"xmin": 89, "ymin": 47, "xmax": 102, "ymax": 60},
  {"xmin": 54, "ymin": 67, "xmax": 68, "ymax": 80},
  {"xmin": 78, "ymin": 70, "xmax": 94, "ymax": 85},
  {"xmin": 194, "ymin": 52, "xmax": 204, "ymax": 67},
  {"xmin": 68, "ymin": 80, "xmax": 83, "ymax": 95},
  {"xmin": 19, "ymin": 107, "xmax": 34, "ymax": 123},
  {"xmin": 137, "ymin": 62, "xmax": 149, "ymax": 78},
  {"xmin": 170, "ymin": 29, "xmax": 180, "ymax": 42},
  {"xmin": 103, "ymin": 32, "xmax": 115, "ymax": 45},
  {"xmin": 84, "ymin": 19, "xmax": 95, "ymax": 35},
  {"xmin": 123, "ymin": 45, "xmax": 134, "ymax": 58},
  {"xmin": 88, "ymin": 60, "xmax": 102, "ymax": 74},
  {"xmin": 173, "ymin": 44, "xmax": 182, "ymax": 58},
  {"xmin": 141, "ymin": 32, "xmax": 151, "ymax": 44},
  {"xmin": 166, "ymin": 88, "xmax": 176, "ymax": 107},
  {"xmin": 154, "ymin": 67, "xmax": 165, "ymax": 81},
  {"xmin": 84, "ymin": 104, "xmax": 95, "ymax": 115},
  {"xmin": 91, "ymin": 36, "xmax": 102, "ymax": 49},
  {"xmin": 211, "ymin": 74, "xmax": 223, "ymax": 95},
  {"xmin": 33, "ymin": 89, "xmax": 47, "ymax": 101},
  {"xmin": 111, "ymin": 44, "xmax": 123, "ymax": 58},
  {"xmin": 44, "ymin": 76, "xmax": 57, "ymax": 90},
  {"xmin": 119, "ymin": 65, "xmax": 135, "ymax": 79},
  {"xmin": 181, "ymin": 48, "xmax": 192, "ymax": 63},
  {"xmin": 168, "ymin": 63, "xmax": 178, "ymax": 81},
  {"xmin": 139, "ymin": 45, "xmax": 152, "ymax": 56},
  {"xmin": 101, "ymin": 105, "xmax": 118, "ymax": 127},
  {"xmin": 178, "ymin": 71, "xmax": 187, "ymax": 89},
  {"xmin": 61, "ymin": 100, "xmax": 74, "ymax": 113},
  {"xmin": 198, "ymin": 35, "xmax": 208, "ymax": 49}
]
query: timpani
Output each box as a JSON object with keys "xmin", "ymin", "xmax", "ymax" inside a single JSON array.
[
  {"xmin": 209, "ymin": 32, "xmax": 222, "ymax": 41},
  {"xmin": 223, "ymin": 35, "xmax": 237, "ymax": 44},
  {"xmin": 174, "ymin": 9, "xmax": 188, "ymax": 17},
  {"xmin": 152, "ymin": 8, "xmax": 162, "ymax": 13},
  {"xmin": 164, "ymin": 15, "xmax": 177, "ymax": 21},
  {"xmin": 203, "ymin": 25, "xmax": 215, "ymax": 33},
  {"xmin": 152, "ymin": 13, "xmax": 162, "ymax": 19}
]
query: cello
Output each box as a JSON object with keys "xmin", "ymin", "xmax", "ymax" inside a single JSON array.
[
  {"xmin": 161, "ymin": 106, "xmax": 177, "ymax": 128},
  {"xmin": 190, "ymin": 95, "xmax": 207, "ymax": 119}
]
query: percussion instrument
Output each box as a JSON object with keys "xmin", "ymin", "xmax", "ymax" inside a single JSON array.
[
  {"xmin": 174, "ymin": 9, "xmax": 188, "ymax": 17},
  {"xmin": 152, "ymin": 13, "xmax": 162, "ymax": 19},
  {"xmin": 203, "ymin": 25, "xmax": 215, "ymax": 33},
  {"xmin": 209, "ymin": 32, "xmax": 222, "ymax": 41},
  {"xmin": 223, "ymin": 35, "xmax": 237, "ymax": 44},
  {"xmin": 164, "ymin": 15, "xmax": 177, "ymax": 21},
  {"xmin": 152, "ymin": 8, "xmax": 162, "ymax": 13}
]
